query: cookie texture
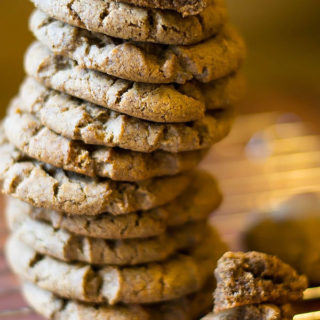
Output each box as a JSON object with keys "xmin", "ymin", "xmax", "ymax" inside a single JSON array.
[
  {"xmin": 30, "ymin": 0, "xmax": 227, "ymax": 45},
  {"xmin": 6, "ymin": 171, "xmax": 221, "ymax": 239},
  {"xmin": 6, "ymin": 232, "xmax": 226, "ymax": 304},
  {"xmin": 8, "ymin": 208, "xmax": 207, "ymax": 265},
  {"xmin": 116, "ymin": 0, "xmax": 208, "ymax": 16},
  {"xmin": 202, "ymin": 304, "xmax": 294, "ymax": 320},
  {"xmin": 0, "ymin": 129, "xmax": 189, "ymax": 215},
  {"xmin": 213, "ymin": 251, "xmax": 308, "ymax": 313},
  {"xmin": 6, "ymin": 197, "xmax": 168, "ymax": 240},
  {"xmin": 30, "ymin": 10, "xmax": 245, "ymax": 84},
  {"xmin": 22, "ymin": 281, "xmax": 213, "ymax": 320},
  {"xmin": 5, "ymin": 103, "xmax": 204, "ymax": 180},
  {"xmin": 25, "ymin": 43, "xmax": 243, "ymax": 123},
  {"xmin": 18, "ymin": 78, "xmax": 233, "ymax": 153}
]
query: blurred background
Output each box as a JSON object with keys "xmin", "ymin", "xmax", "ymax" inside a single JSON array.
[{"xmin": 0, "ymin": 0, "xmax": 319, "ymax": 116}]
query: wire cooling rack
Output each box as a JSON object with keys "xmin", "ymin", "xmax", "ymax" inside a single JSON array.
[{"xmin": 2, "ymin": 111, "xmax": 320, "ymax": 319}]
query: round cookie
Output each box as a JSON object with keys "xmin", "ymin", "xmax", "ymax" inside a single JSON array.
[
  {"xmin": 22, "ymin": 281, "xmax": 213, "ymax": 320},
  {"xmin": 6, "ymin": 197, "xmax": 168, "ymax": 240},
  {"xmin": 5, "ymin": 104, "xmax": 205, "ymax": 181},
  {"xmin": 30, "ymin": 10, "xmax": 245, "ymax": 84},
  {"xmin": 0, "ymin": 130, "xmax": 189, "ymax": 215},
  {"xmin": 115, "ymin": 0, "xmax": 208, "ymax": 17},
  {"xmin": 8, "ymin": 209, "xmax": 207, "ymax": 265},
  {"xmin": 6, "ymin": 230, "xmax": 227, "ymax": 304},
  {"xmin": 17, "ymin": 78, "xmax": 234, "ymax": 153},
  {"xmin": 6, "ymin": 170, "xmax": 222, "ymax": 239},
  {"xmin": 29, "ymin": 0, "xmax": 227, "ymax": 45},
  {"xmin": 24, "ymin": 43, "xmax": 243, "ymax": 123}
]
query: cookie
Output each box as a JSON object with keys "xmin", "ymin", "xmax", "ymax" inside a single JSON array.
[
  {"xmin": 244, "ymin": 193, "xmax": 320, "ymax": 285},
  {"xmin": 24, "ymin": 44, "xmax": 243, "ymax": 123},
  {"xmin": 0, "ymin": 130, "xmax": 189, "ymax": 215},
  {"xmin": 6, "ymin": 171, "xmax": 221, "ymax": 239},
  {"xmin": 6, "ymin": 197, "xmax": 168, "ymax": 239},
  {"xmin": 5, "ymin": 104, "xmax": 205, "ymax": 180},
  {"xmin": 8, "ymin": 209, "xmax": 207, "ymax": 265},
  {"xmin": 115, "ymin": 0, "xmax": 208, "ymax": 17},
  {"xmin": 29, "ymin": 0, "xmax": 227, "ymax": 45},
  {"xmin": 202, "ymin": 304, "xmax": 294, "ymax": 320},
  {"xmin": 114, "ymin": 0, "xmax": 208, "ymax": 17},
  {"xmin": 30, "ymin": 10, "xmax": 245, "ymax": 84},
  {"xmin": 22, "ymin": 281, "xmax": 213, "ymax": 320},
  {"xmin": 17, "ymin": 78, "xmax": 234, "ymax": 153},
  {"xmin": 6, "ymin": 231, "xmax": 227, "ymax": 304},
  {"xmin": 213, "ymin": 251, "xmax": 308, "ymax": 313}
]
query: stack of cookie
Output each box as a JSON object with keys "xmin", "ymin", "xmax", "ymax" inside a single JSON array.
[{"xmin": 1, "ymin": 0, "xmax": 245, "ymax": 318}]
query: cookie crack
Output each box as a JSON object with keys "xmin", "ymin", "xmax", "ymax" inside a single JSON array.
[
  {"xmin": 115, "ymin": 82, "xmax": 135, "ymax": 105},
  {"xmin": 195, "ymin": 14, "xmax": 205, "ymax": 32},
  {"xmin": 98, "ymin": 3, "xmax": 110, "ymax": 28},
  {"xmin": 66, "ymin": 0, "xmax": 84, "ymax": 27}
]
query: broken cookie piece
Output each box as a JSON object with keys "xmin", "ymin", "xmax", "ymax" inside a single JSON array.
[{"xmin": 213, "ymin": 251, "xmax": 307, "ymax": 313}]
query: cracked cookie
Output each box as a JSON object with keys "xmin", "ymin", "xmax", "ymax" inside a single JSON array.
[
  {"xmin": 5, "ymin": 103, "xmax": 205, "ymax": 180},
  {"xmin": 8, "ymin": 209, "xmax": 207, "ymax": 265},
  {"xmin": 213, "ymin": 251, "xmax": 308, "ymax": 313},
  {"xmin": 6, "ymin": 231, "xmax": 227, "ymax": 304},
  {"xmin": 6, "ymin": 170, "xmax": 221, "ymax": 239},
  {"xmin": 30, "ymin": 10, "xmax": 245, "ymax": 84},
  {"xmin": 0, "ymin": 129, "xmax": 189, "ymax": 215},
  {"xmin": 29, "ymin": 0, "xmax": 227, "ymax": 45},
  {"xmin": 22, "ymin": 281, "xmax": 213, "ymax": 320},
  {"xmin": 24, "ymin": 44, "xmax": 243, "ymax": 123},
  {"xmin": 114, "ymin": 0, "xmax": 208, "ymax": 17},
  {"xmin": 17, "ymin": 78, "xmax": 234, "ymax": 153}
]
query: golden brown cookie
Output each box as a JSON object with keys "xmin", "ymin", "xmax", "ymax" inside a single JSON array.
[
  {"xmin": 5, "ymin": 103, "xmax": 205, "ymax": 181},
  {"xmin": 0, "ymin": 128, "xmax": 189, "ymax": 215},
  {"xmin": 5, "ymin": 170, "xmax": 221, "ymax": 239},
  {"xmin": 6, "ymin": 230, "xmax": 227, "ymax": 304},
  {"xmin": 30, "ymin": 10, "xmax": 245, "ymax": 84},
  {"xmin": 29, "ymin": 0, "xmax": 227, "ymax": 45},
  {"xmin": 8, "ymin": 208, "xmax": 207, "ymax": 265},
  {"xmin": 17, "ymin": 78, "xmax": 234, "ymax": 153},
  {"xmin": 24, "ymin": 44, "xmax": 243, "ymax": 123}
]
